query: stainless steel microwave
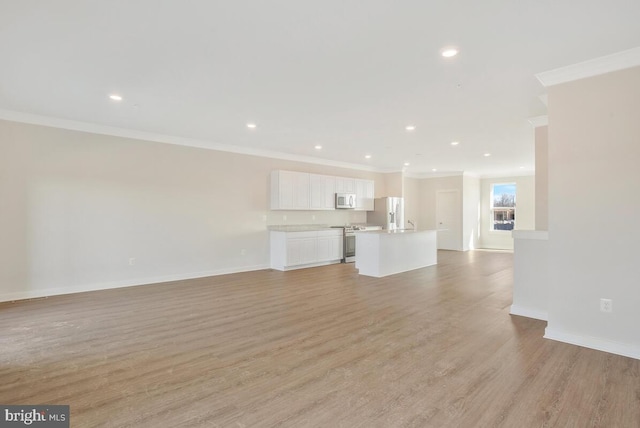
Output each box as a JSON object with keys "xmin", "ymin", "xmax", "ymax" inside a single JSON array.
[{"xmin": 335, "ymin": 193, "xmax": 356, "ymax": 209}]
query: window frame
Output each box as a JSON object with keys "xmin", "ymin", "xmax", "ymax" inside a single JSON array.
[{"xmin": 490, "ymin": 182, "xmax": 517, "ymax": 233}]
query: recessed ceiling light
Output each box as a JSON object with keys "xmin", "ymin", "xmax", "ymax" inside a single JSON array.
[
  {"xmin": 404, "ymin": 162, "xmax": 410, "ymax": 166},
  {"xmin": 484, "ymin": 153, "xmax": 491, "ymax": 157},
  {"xmin": 405, "ymin": 125, "xmax": 416, "ymax": 131},
  {"xmin": 441, "ymin": 48, "xmax": 459, "ymax": 58},
  {"xmin": 314, "ymin": 145, "xmax": 322, "ymax": 150},
  {"xmin": 246, "ymin": 123, "xmax": 257, "ymax": 129},
  {"xmin": 109, "ymin": 94, "xmax": 122, "ymax": 101},
  {"xmin": 365, "ymin": 154, "xmax": 372, "ymax": 159},
  {"xmin": 432, "ymin": 168, "xmax": 438, "ymax": 172},
  {"xmin": 451, "ymin": 141, "xmax": 459, "ymax": 146},
  {"xmin": 520, "ymin": 166, "xmax": 525, "ymax": 169}
]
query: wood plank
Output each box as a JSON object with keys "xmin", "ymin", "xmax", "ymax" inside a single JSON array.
[{"xmin": 0, "ymin": 250, "xmax": 638, "ymax": 427}]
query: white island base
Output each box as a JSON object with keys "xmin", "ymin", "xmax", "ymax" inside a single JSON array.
[{"xmin": 355, "ymin": 229, "xmax": 438, "ymax": 278}]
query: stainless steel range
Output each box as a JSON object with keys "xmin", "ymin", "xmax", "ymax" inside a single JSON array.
[{"xmin": 331, "ymin": 225, "xmax": 382, "ymax": 263}]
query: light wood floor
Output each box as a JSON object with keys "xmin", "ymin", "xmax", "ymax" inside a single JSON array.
[{"xmin": 1, "ymin": 250, "xmax": 639, "ymax": 427}]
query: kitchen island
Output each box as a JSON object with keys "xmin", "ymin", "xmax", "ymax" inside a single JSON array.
[{"xmin": 355, "ymin": 229, "xmax": 437, "ymax": 277}]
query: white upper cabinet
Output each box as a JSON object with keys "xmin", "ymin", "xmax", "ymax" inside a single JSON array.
[
  {"xmin": 309, "ymin": 174, "xmax": 336, "ymax": 210},
  {"xmin": 271, "ymin": 170, "xmax": 310, "ymax": 210},
  {"xmin": 355, "ymin": 178, "xmax": 375, "ymax": 211},
  {"xmin": 335, "ymin": 177, "xmax": 356, "ymax": 194},
  {"xmin": 271, "ymin": 170, "xmax": 373, "ymax": 211}
]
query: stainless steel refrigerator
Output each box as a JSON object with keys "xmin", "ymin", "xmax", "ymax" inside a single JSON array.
[{"xmin": 367, "ymin": 197, "xmax": 404, "ymax": 230}]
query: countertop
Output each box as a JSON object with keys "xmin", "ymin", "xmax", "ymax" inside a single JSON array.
[
  {"xmin": 356, "ymin": 229, "xmax": 436, "ymax": 234},
  {"xmin": 268, "ymin": 224, "xmax": 382, "ymax": 232}
]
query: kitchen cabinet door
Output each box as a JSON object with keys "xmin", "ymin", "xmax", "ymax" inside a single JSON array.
[
  {"xmin": 323, "ymin": 176, "xmax": 336, "ymax": 209},
  {"xmin": 286, "ymin": 239, "xmax": 302, "ymax": 266},
  {"xmin": 330, "ymin": 235, "xmax": 343, "ymax": 260},
  {"xmin": 271, "ymin": 170, "xmax": 310, "ymax": 210},
  {"xmin": 271, "ymin": 230, "xmax": 342, "ymax": 271},
  {"xmin": 316, "ymin": 235, "xmax": 331, "ymax": 261},
  {"xmin": 299, "ymin": 237, "xmax": 317, "ymax": 264},
  {"xmin": 335, "ymin": 177, "xmax": 355, "ymax": 194},
  {"xmin": 286, "ymin": 234, "xmax": 316, "ymax": 266},
  {"xmin": 355, "ymin": 179, "xmax": 375, "ymax": 211},
  {"xmin": 309, "ymin": 174, "xmax": 336, "ymax": 210},
  {"xmin": 317, "ymin": 230, "xmax": 343, "ymax": 262}
]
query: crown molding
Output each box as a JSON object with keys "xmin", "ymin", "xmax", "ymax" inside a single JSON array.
[
  {"xmin": 538, "ymin": 94, "xmax": 548, "ymax": 107},
  {"xmin": 405, "ymin": 169, "xmax": 535, "ymax": 180},
  {"xmin": 404, "ymin": 171, "xmax": 464, "ymax": 179},
  {"xmin": 528, "ymin": 115, "xmax": 548, "ymax": 128},
  {"xmin": 479, "ymin": 171, "xmax": 535, "ymax": 179},
  {"xmin": 0, "ymin": 109, "xmax": 384, "ymax": 173},
  {"xmin": 536, "ymin": 47, "xmax": 640, "ymax": 87}
]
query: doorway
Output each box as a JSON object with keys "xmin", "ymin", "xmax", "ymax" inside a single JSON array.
[{"xmin": 436, "ymin": 189, "xmax": 461, "ymax": 250}]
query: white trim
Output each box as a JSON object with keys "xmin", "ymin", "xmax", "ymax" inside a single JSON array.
[
  {"xmin": 489, "ymin": 229, "xmax": 514, "ymax": 235},
  {"xmin": 407, "ymin": 171, "xmax": 535, "ymax": 180},
  {"xmin": 404, "ymin": 170, "xmax": 536, "ymax": 179},
  {"xmin": 0, "ymin": 110, "xmax": 533, "ymax": 178},
  {"xmin": 538, "ymin": 94, "xmax": 548, "ymax": 107},
  {"xmin": 278, "ymin": 259, "xmax": 342, "ymax": 271},
  {"xmin": 479, "ymin": 171, "xmax": 535, "ymax": 179},
  {"xmin": 490, "ymin": 181, "xmax": 516, "ymax": 233},
  {"xmin": 510, "ymin": 305, "xmax": 548, "ymax": 321},
  {"xmin": 476, "ymin": 246, "xmax": 513, "ymax": 252},
  {"xmin": 0, "ymin": 264, "xmax": 269, "ymax": 303},
  {"xmin": 512, "ymin": 230, "xmax": 548, "ymax": 240},
  {"xmin": 544, "ymin": 327, "xmax": 640, "ymax": 360},
  {"xmin": 528, "ymin": 115, "xmax": 548, "ymax": 128},
  {"xmin": 404, "ymin": 171, "xmax": 464, "ymax": 179},
  {"xmin": 536, "ymin": 47, "xmax": 640, "ymax": 87},
  {"xmin": 0, "ymin": 109, "xmax": 391, "ymax": 173}
]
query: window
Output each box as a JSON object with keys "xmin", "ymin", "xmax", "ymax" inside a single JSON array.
[{"xmin": 491, "ymin": 183, "xmax": 516, "ymax": 231}]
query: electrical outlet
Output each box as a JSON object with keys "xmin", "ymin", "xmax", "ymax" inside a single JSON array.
[
  {"xmin": 262, "ymin": 215, "xmax": 267, "ymax": 221},
  {"xmin": 240, "ymin": 249, "xmax": 246, "ymax": 256},
  {"xmin": 600, "ymin": 298, "xmax": 613, "ymax": 313},
  {"xmin": 283, "ymin": 215, "xmax": 287, "ymax": 221},
  {"xmin": 128, "ymin": 258, "xmax": 136, "ymax": 266},
  {"xmin": 312, "ymin": 215, "xmax": 316, "ymax": 221}
]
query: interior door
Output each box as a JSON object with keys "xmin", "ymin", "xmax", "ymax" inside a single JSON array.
[{"xmin": 436, "ymin": 190, "xmax": 461, "ymax": 250}]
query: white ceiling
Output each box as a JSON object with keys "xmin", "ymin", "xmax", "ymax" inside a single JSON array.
[{"xmin": 1, "ymin": 1, "xmax": 639, "ymax": 177}]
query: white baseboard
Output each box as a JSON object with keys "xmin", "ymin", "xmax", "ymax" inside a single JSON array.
[
  {"xmin": 0, "ymin": 264, "xmax": 270, "ymax": 303},
  {"xmin": 544, "ymin": 327, "xmax": 640, "ymax": 361},
  {"xmin": 509, "ymin": 305, "xmax": 548, "ymax": 321},
  {"xmin": 278, "ymin": 259, "xmax": 342, "ymax": 271}
]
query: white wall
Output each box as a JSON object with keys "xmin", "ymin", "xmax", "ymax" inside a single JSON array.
[
  {"xmin": 545, "ymin": 67, "xmax": 640, "ymax": 359},
  {"xmin": 462, "ymin": 175, "xmax": 480, "ymax": 250},
  {"xmin": 417, "ymin": 175, "xmax": 464, "ymax": 251},
  {"xmin": 0, "ymin": 119, "xmax": 383, "ymax": 301},
  {"xmin": 479, "ymin": 175, "xmax": 535, "ymax": 250},
  {"xmin": 416, "ymin": 174, "xmax": 481, "ymax": 251},
  {"xmin": 384, "ymin": 172, "xmax": 404, "ymax": 197},
  {"xmin": 535, "ymin": 125, "xmax": 549, "ymax": 230},
  {"xmin": 417, "ymin": 175, "xmax": 463, "ymax": 231},
  {"xmin": 403, "ymin": 176, "xmax": 420, "ymax": 230},
  {"xmin": 511, "ymin": 231, "xmax": 549, "ymax": 321}
]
